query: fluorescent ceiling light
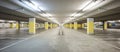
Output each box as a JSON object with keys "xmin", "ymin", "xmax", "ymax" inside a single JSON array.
[
  {"xmin": 74, "ymin": 13, "xmax": 83, "ymax": 17},
  {"xmin": 40, "ymin": 13, "xmax": 49, "ymax": 17},
  {"xmin": 82, "ymin": 0, "xmax": 103, "ymax": 11},
  {"xmin": 40, "ymin": 13, "xmax": 53, "ymax": 17},
  {"xmin": 108, "ymin": 21, "xmax": 115, "ymax": 23},
  {"xmin": 8, "ymin": 21, "xmax": 16, "ymax": 22},
  {"xmin": 21, "ymin": 0, "xmax": 41, "ymax": 11},
  {"xmin": 47, "ymin": 13, "xmax": 52, "ymax": 16},
  {"xmin": 71, "ymin": 12, "xmax": 83, "ymax": 17},
  {"xmin": 31, "ymin": 1, "xmax": 46, "ymax": 10}
]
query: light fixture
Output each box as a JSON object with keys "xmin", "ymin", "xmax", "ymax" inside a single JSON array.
[
  {"xmin": 74, "ymin": 13, "xmax": 83, "ymax": 17},
  {"xmin": 20, "ymin": 0, "xmax": 59, "ymax": 24},
  {"xmin": 67, "ymin": 0, "xmax": 105, "ymax": 23},
  {"xmin": 20, "ymin": 0, "xmax": 42, "ymax": 12},
  {"xmin": 71, "ymin": 13, "xmax": 83, "ymax": 17},
  {"xmin": 82, "ymin": 0, "xmax": 104, "ymax": 11}
]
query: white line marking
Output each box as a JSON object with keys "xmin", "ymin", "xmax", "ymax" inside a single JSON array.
[
  {"xmin": 76, "ymin": 30, "xmax": 120, "ymax": 50},
  {"xmin": 0, "ymin": 34, "xmax": 40, "ymax": 51}
]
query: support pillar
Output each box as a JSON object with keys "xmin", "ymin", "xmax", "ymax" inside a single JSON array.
[
  {"xmin": 45, "ymin": 22, "xmax": 49, "ymax": 30},
  {"xmin": 50, "ymin": 23, "xmax": 53, "ymax": 29},
  {"xmin": 103, "ymin": 21, "xmax": 107, "ymax": 30},
  {"xmin": 10, "ymin": 23, "xmax": 14, "ymax": 28},
  {"xmin": 16, "ymin": 21, "xmax": 20, "ymax": 30},
  {"xmin": 87, "ymin": 18, "xmax": 94, "ymax": 34},
  {"xmin": 82, "ymin": 23, "xmax": 84, "ymax": 28},
  {"xmin": 77, "ymin": 24, "xmax": 81, "ymax": 29},
  {"xmin": 70, "ymin": 23, "xmax": 72, "ymax": 29},
  {"xmin": 74, "ymin": 22, "xmax": 78, "ymax": 30},
  {"xmin": 29, "ymin": 18, "xmax": 36, "ymax": 34}
]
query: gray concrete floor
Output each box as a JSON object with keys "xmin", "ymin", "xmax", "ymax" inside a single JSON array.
[
  {"xmin": 78, "ymin": 28, "xmax": 120, "ymax": 49},
  {"xmin": 0, "ymin": 28, "xmax": 120, "ymax": 52}
]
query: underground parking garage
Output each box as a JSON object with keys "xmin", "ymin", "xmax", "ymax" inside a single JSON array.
[{"xmin": 0, "ymin": 0, "xmax": 120, "ymax": 52}]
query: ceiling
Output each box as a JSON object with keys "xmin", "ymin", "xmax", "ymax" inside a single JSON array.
[
  {"xmin": 0, "ymin": 0, "xmax": 120, "ymax": 24},
  {"xmin": 30, "ymin": 0, "xmax": 88, "ymax": 23}
]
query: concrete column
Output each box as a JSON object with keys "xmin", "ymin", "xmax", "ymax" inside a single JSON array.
[
  {"xmin": 108, "ymin": 23, "xmax": 112, "ymax": 27},
  {"xmin": 103, "ymin": 21, "xmax": 107, "ymax": 30},
  {"xmin": 70, "ymin": 23, "xmax": 72, "ymax": 29},
  {"xmin": 55, "ymin": 24, "xmax": 58, "ymax": 27},
  {"xmin": 74, "ymin": 22, "xmax": 78, "ymax": 30},
  {"xmin": 64, "ymin": 24, "xmax": 68, "ymax": 28},
  {"xmin": 16, "ymin": 21, "xmax": 20, "ymax": 30},
  {"xmin": 45, "ymin": 22, "xmax": 49, "ymax": 30},
  {"xmin": 53, "ymin": 24, "xmax": 58, "ymax": 28},
  {"xmin": 87, "ymin": 18, "xmax": 94, "ymax": 34},
  {"xmin": 29, "ymin": 18, "xmax": 36, "ymax": 34},
  {"xmin": 66, "ymin": 24, "xmax": 69, "ymax": 28},
  {"xmin": 10, "ymin": 23, "xmax": 14, "ymax": 28},
  {"xmin": 77, "ymin": 24, "xmax": 81, "ymax": 29},
  {"xmin": 82, "ymin": 23, "xmax": 84, "ymax": 28},
  {"xmin": 50, "ymin": 23, "xmax": 53, "ymax": 29}
]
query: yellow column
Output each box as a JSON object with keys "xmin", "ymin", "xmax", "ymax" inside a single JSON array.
[
  {"xmin": 16, "ymin": 22, "xmax": 19, "ymax": 29},
  {"xmin": 109, "ymin": 23, "xmax": 112, "ymax": 27},
  {"xmin": 70, "ymin": 23, "xmax": 72, "ymax": 29},
  {"xmin": 87, "ymin": 18, "xmax": 94, "ymax": 34},
  {"xmin": 29, "ymin": 18, "xmax": 36, "ymax": 34},
  {"xmin": 74, "ymin": 22, "xmax": 78, "ymax": 30},
  {"xmin": 55, "ymin": 24, "xmax": 58, "ymax": 27},
  {"xmin": 67, "ymin": 24, "xmax": 69, "ymax": 28},
  {"xmin": 103, "ymin": 21, "xmax": 107, "ymax": 30},
  {"xmin": 10, "ymin": 23, "xmax": 14, "ymax": 28},
  {"xmin": 52, "ymin": 24, "xmax": 55, "ymax": 28},
  {"xmin": 50, "ymin": 23, "xmax": 53, "ymax": 29},
  {"xmin": 45, "ymin": 22, "xmax": 49, "ymax": 30},
  {"xmin": 64, "ymin": 24, "xmax": 67, "ymax": 28},
  {"xmin": 77, "ymin": 24, "xmax": 81, "ymax": 29},
  {"xmin": 67, "ymin": 24, "xmax": 70, "ymax": 28},
  {"xmin": 82, "ymin": 23, "xmax": 84, "ymax": 28}
]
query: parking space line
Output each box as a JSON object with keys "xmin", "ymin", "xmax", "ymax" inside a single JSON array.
[{"xmin": 0, "ymin": 34, "xmax": 40, "ymax": 51}]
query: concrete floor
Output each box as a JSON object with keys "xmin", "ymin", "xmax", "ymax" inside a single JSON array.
[
  {"xmin": 78, "ymin": 28, "xmax": 120, "ymax": 48},
  {"xmin": 0, "ymin": 28, "xmax": 120, "ymax": 52}
]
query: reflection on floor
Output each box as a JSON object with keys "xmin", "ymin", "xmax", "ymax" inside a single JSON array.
[
  {"xmin": 78, "ymin": 28, "xmax": 120, "ymax": 48},
  {"xmin": 0, "ymin": 28, "xmax": 120, "ymax": 52}
]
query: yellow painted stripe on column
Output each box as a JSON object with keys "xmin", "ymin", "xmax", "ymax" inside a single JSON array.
[
  {"xmin": 10, "ymin": 23, "xmax": 14, "ymax": 28},
  {"xmin": 50, "ymin": 23, "xmax": 53, "ymax": 29},
  {"xmin": 82, "ymin": 24, "xmax": 84, "ymax": 28},
  {"xmin": 64, "ymin": 24, "xmax": 68, "ymax": 28},
  {"xmin": 74, "ymin": 22, "xmax": 78, "ymax": 30},
  {"xmin": 29, "ymin": 21, "xmax": 36, "ymax": 34},
  {"xmin": 54, "ymin": 24, "xmax": 58, "ymax": 28},
  {"xmin": 104, "ymin": 22, "xmax": 107, "ymax": 30},
  {"xmin": 52, "ymin": 24, "xmax": 54, "ymax": 28},
  {"xmin": 70, "ymin": 23, "xmax": 72, "ymax": 29},
  {"xmin": 109, "ymin": 23, "xmax": 112, "ymax": 27},
  {"xmin": 66, "ymin": 24, "xmax": 69, "ymax": 28},
  {"xmin": 16, "ymin": 23, "xmax": 19, "ymax": 29},
  {"xmin": 45, "ymin": 22, "xmax": 49, "ymax": 29},
  {"xmin": 66, "ymin": 24, "xmax": 68, "ymax": 28},
  {"xmin": 67, "ymin": 24, "xmax": 70, "ymax": 28},
  {"xmin": 87, "ymin": 22, "xmax": 94, "ymax": 34},
  {"xmin": 77, "ymin": 24, "xmax": 81, "ymax": 29}
]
